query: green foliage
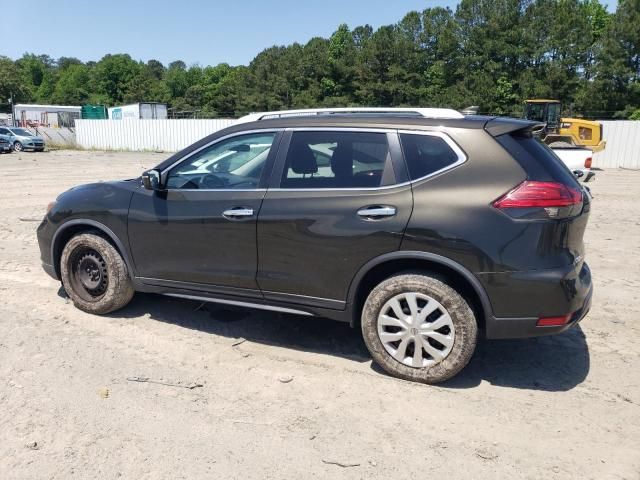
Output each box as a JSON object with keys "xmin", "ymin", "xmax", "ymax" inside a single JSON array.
[
  {"xmin": 1, "ymin": 0, "xmax": 638, "ymax": 119},
  {"xmin": 0, "ymin": 56, "xmax": 26, "ymax": 104}
]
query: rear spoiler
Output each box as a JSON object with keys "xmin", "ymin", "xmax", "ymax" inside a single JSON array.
[{"xmin": 484, "ymin": 117, "xmax": 544, "ymax": 137}]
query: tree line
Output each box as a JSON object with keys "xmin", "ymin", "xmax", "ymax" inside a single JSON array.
[{"xmin": 1, "ymin": 0, "xmax": 638, "ymax": 119}]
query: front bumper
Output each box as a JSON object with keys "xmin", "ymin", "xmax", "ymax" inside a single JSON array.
[
  {"xmin": 42, "ymin": 262, "xmax": 58, "ymax": 280},
  {"xmin": 37, "ymin": 215, "xmax": 57, "ymax": 279},
  {"xmin": 481, "ymin": 262, "xmax": 593, "ymax": 339}
]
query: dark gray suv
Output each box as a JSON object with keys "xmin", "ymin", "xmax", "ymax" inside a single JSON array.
[{"xmin": 37, "ymin": 108, "xmax": 593, "ymax": 383}]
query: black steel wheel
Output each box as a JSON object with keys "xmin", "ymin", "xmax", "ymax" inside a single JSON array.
[
  {"xmin": 60, "ymin": 233, "xmax": 134, "ymax": 314},
  {"xmin": 69, "ymin": 247, "xmax": 109, "ymax": 301}
]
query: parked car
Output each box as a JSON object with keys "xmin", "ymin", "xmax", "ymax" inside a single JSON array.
[
  {"xmin": 552, "ymin": 146, "xmax": 595, "ymax": 182},
  {"xmin": 0, "ymin": 126, "xmax": 45, "ymax": 152},
  {"xmin": 0, "ymin": 134, "xmax": 12, "ymax": 153},
  {"xmin": 37, "ymin": 107, "xmax": 593, "ymax": 384}
]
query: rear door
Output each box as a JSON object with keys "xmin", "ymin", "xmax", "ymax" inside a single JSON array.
[{"xmin": 256, "ymin": 128, "xmax": 413, "ymax": 309}]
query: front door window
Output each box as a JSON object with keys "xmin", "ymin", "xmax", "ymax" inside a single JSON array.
[{"xmin": 166, "ymin": 132, "xmax": 276, "ymax": 190}]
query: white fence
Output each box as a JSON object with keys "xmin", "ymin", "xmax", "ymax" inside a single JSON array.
[
  {"xmin": 593, "ymin": 121, "xmax": 640, "ymax": 170},
  {"xmin": 75, "ymin": 119, "xmax": 237, "ymax": 152},
  {"xmin": 75, "ymin": 118, "xmax": 640, "ymax": 169}
]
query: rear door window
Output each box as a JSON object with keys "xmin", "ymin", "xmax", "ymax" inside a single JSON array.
[
  {"xmin": 281, "ymin": 131, "xmax": 394, "ymax": 188},
  {"xmin": 399, "ymin": 133, "xmax": 462, "ymax": 180}
]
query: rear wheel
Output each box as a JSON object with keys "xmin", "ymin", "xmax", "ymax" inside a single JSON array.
[
  {"xmin": 60, "ymin": 233, "xmax": 134, "ymax": 314},
  {"xmin": 12, "ymin": 141, "xmax": 23, "ymax": 152},
  {"xmin": 361, "ymin": 273, "xmax": 477, "ymax": 384}
]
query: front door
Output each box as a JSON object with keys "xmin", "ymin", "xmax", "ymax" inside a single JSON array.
[{"xmin": 128, "ymin": 131, "xmax": 281, "ymax": 295}]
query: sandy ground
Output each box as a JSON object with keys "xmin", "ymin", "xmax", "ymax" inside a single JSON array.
[{"xmin": 0, "ymin": 150, "xmax": 638, "ymax": 480}]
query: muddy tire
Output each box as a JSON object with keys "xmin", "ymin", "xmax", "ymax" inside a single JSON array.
[
  {"xmin": 361, "ymin": 273, "xmax": 477, "ymax": 384},
  {"xmin": 60, "ymin": 233, "xmax": 134, "ymax": 314}
]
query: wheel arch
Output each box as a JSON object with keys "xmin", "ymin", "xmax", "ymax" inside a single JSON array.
[
  {"xmin": 51, "ymin": 219, "xmax": 135, "ymax": 279},
  {"xmin": 347, "ymin": 251, "xmax": 493, "ymax": 330}
]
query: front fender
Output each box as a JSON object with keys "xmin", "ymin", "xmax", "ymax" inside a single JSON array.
[
  {"xmin": 41, "ymin": 180, "xmax": 138, "ymax": 278},
  {"xmin": 50, "ymin": 219, "xmax": 137, "ymax": 279}
]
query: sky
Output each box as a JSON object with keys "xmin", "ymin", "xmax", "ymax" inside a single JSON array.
[
  {"xmin": 2, "ymin": 0, "xmax": 618, "ymax": 68},
  {"xmin": 1, "ymin": 0, "xmax": 456, "ymax": 66}
]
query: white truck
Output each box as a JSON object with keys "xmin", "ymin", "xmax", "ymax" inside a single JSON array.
[{"xmin": 551, "ymin": 147, "xmax": 595, "ymax": 182}]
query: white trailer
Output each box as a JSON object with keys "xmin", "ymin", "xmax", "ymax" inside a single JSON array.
[{"xmin": 108, "ymin": 103, "xmax": 168, "ymax": 120}]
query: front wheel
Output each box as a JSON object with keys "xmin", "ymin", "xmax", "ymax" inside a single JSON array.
[
  {"xmin": 361, "ymin": 273, "xmax": 477, "ymax": 384},
  {"xmin": 12, "ymin": 141, "xmax": 23, "ymax": 152},
  {"xmin": 60, "ymin": 233, "xmax": 135, "ymax": 314}
]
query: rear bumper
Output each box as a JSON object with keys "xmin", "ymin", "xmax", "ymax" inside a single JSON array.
[
  {"xmin": 486, "ymin": 287, "xmax": 592, "ymax": 338},
  {"xmin": 482, "ymin": 262, "xmax": 593, "ymax": 339}
]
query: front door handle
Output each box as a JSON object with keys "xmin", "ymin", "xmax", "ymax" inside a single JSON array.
[
  {"xmin": 357, "ymin": 206, "xmax": 397, "ymax": 219},
  {"xmin": 222, "ymin": 207, "xmax": 254, "ymax": 219}
]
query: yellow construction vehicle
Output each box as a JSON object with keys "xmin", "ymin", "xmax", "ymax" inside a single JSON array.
[{"xmin": 524, "ymin": 99, "xmax": 606, "ymax": 152}]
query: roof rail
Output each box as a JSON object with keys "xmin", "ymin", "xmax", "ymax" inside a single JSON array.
[{"xmin": 236, "ymin": 107, "xmax": 464, "ymax": 123}]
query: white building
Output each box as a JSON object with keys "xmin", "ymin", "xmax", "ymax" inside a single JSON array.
[
  {"xmin": 13, "ymin": 104, "xmax": 81, "ymax": 128},
  {"xmin": 108, "ymin": 103, "xmax": 168, "ymax": 120}
]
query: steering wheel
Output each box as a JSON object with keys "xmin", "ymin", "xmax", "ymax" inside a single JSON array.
[{"xmin": 199, "ymin": 174, "xmax": 226, "ymax": 189}]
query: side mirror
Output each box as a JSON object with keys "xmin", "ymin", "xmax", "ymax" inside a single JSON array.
[
  {"xmin": 141, "ymin": 169, "xmax": 162, "ymax": 190},
  {"xmin": 572, "ymin": 170, "xmax": 585, "ymax": 179}
]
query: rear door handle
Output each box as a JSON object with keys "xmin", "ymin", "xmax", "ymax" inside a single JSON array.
[
  {"xmin": 222, "ymin": 207, "xmax": 254, "ymax": 219},
  {"xmin": 357, "ymin": 206, "xmax": 397, "ymax": 219}
]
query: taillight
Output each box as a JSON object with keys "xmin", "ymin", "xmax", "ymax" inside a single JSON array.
[
  {"xmin": 493, "ymin": 181, "xmax": 582, "ymax": 209},
  {"xmin": 584, "ymin": 157, "xmax": 592, "ymax": 169}
]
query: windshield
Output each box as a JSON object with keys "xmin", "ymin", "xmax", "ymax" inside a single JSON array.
[
  {"xmin": 10, "ymin": 128, "xmax": 33, "ymax": 136},
  {"xmin": 525, "ymin": 104, "xmax": 545, "ymax": 122}
]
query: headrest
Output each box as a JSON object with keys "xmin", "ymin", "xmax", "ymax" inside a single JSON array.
[
  {"xmin": 331, "ymin": 143, "xmax": 353, "ymax": 178},
  {"xmin": 289, "ymin": 142, "xmax": 318, "ymax": 175}
]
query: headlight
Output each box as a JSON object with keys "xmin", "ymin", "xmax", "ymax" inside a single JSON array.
[{"xmin": 46, "ymin": 201, "xmax": 57, "ymax": 213}]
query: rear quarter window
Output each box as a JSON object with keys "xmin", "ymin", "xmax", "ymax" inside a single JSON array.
[
  {"xmin": 496, "ymin": 133, "xmax": 580, "ymax": 187},
  {"xmin": 399, "ymin": 133, "xmax": 461, "ymax": 180}
]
